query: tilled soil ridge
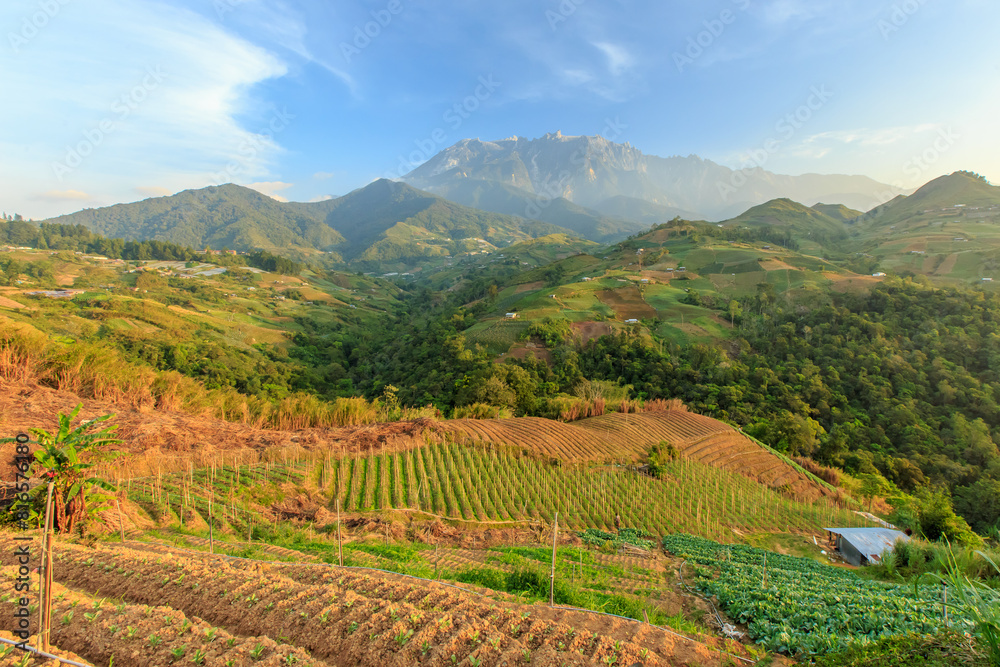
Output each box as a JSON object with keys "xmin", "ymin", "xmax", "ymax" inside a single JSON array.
[{"xmin": 0, "ymin": 535, "xmax": 730, "ymax": 666}]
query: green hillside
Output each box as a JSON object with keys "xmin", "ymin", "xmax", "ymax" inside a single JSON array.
[
  {"xmin": 721, "ymin": 197, "xmax": 848, "ymax": 242},
  {"xmin": 848, "ymin": 172, "xmax": 1000, "ymax": 283},
  {"xmin": 812, "ymin": 202, "xmax": 863, "ymax": 222},
  {"xmin": 41, "ymin": 184, "xmax": 346, "ymax": 258},
  {"xmin": 426, "ymin": 179, "xmax": 648, "ymax": 241},
  {"xmin": 37, "ymin": 180, "xmax": 570, "ymax": 272}
]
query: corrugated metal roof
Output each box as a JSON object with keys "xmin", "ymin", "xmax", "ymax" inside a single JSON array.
[{"xmin": 824, "ymin": 527, "xmax": 910, "ymax": 563}]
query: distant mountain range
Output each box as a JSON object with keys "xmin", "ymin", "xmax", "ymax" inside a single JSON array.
[
  {"xmin": 40, "ymin": 180, "xmax": 569, "ymax": 267},
  {"xmin": 36, "ymin": 132, "xmax": 994, "ymax": 275},
  {"xmin": 402, "ymin": 132, "xmax": 895, "ymax": 221}
]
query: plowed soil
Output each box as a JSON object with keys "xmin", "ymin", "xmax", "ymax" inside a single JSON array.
[
  {"xmin": 595, "ymin": 285, "xmax": 657, "ymax": 320},
  {"xmin": 0, "ymin": 535, "xmax": 750, "ymax": 666}
]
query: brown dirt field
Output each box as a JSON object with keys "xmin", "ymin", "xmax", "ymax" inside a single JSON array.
[
  {"xmin": 934, "ymin": 253, "xmax": 959, "ymax": 275},
  {"xmin": 0, "ymin": 630, "xmax": 90, "ymax": 666},
  {"xmin": 642, "ymin": 271, "xmax": 680, "ymax": 282},
  {"xmin": 902, "ymin": 242, "xmax": 927, "ymax": 252},
  {"xmin": 0, "ymin": 564, "xmax": 323, "ymax": 667},
  {"xmin": 595, "ymin": 285, "xmax": 657, "ymax": 320},
  {"xmin": 506, "ymin": 343, "xmax": 554, "ymax": 365},
  {"xmin": 0, "ymin": 536, "xmax": 744, "ymax": 667},
  {"xmin": 569, "ymin": 321, "xmax": 612, "ymax": 344},
  {"xmin": 822, "ymin": 273, "xmax": 881, "ymax": 293},
  {"xmin": 514, "ymin": 281, "xmax": 545, "ymax": 294}
]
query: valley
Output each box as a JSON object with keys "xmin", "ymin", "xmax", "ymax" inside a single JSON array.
[{"xmin": 2, "ymin": 154, "xmax": 999, "ymax": 667}]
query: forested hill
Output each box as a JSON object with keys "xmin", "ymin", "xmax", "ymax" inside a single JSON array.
[{"xmin": 303, "ymin": 276, "xmax": 1000, "ymax": 538}]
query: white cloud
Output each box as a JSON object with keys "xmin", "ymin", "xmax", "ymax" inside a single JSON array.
[
  {"xmin": 308, "ymin": 195, "xmax": 335, "ymax": 202},
  {"xmin": 0, "ymin": 0, "xmax": 288, "ymax": 218},
  {"xmin": 246, "ymin": 181, "xmax": 294, "ymax": 201}
]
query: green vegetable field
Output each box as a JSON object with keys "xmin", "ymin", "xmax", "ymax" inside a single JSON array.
[{"xmin": 663, "ymin": 534, "xmax": 964, "ymax": 656}]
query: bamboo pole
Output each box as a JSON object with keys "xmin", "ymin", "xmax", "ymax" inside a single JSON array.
[{"xmin": 549, "ymin": 512, "xmax": 559, "ymax": 606}]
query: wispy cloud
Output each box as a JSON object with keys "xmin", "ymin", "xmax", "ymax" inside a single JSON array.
[
  {"xmin": 593, "ymin": 42, "xmax": 634, "ymax": 76},
  {"xmin": 0, "ymin": 0, "xmax": 288, "ymax": 218},
  {"xmin": 34, "ymin": 190, "xmax": 91, "ymax": 202}
]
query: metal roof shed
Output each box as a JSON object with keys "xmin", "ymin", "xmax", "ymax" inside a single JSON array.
[{"xmin": 824, "ymin": 527, "xmax": 910, "ymax": 567}]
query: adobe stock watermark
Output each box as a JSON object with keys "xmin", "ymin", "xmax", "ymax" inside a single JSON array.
[
  {"xmin": 340, "ymin": 0, "xmax": 404, "ymax": 63},
  {"xmin": 673, "ymin": 0, "xmax": 751, "ymax": 73},
  {"xmin": 52, "ymin": 65, "xmax": 166, "ymax": 182},
  {"xmin": 524, "ymin": 117, "xmax": 628, "ymax": 219},
  {"xmin": 878, "ymin": 0, "xmax": 930, "ymax": 40},
  {"xmin": 8, "ymin": 0, "xmax": 72, "ymax": 54},
  {"xmin": 210, "ymin": 107, "xmax": 296, "ymax": 185},
  {"xmin": 546, "ymin": 0, "xmax": 588, "ymax": 31},
  {"xmin": 872, "ymin": 126, "xmax": 959, "ymax": 204},
  {"xmin": 386, "ymin": 75, "xmax": 501, "ymax": 180},
  {"xmin": 718, "ymin": 85, "xmax": 833, "ymax": 201},
  {"xmin": 213, "ymin": 0, "xmax": 250, "ymax": 21}
]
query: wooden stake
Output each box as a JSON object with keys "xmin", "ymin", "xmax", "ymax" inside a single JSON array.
[
  {"xmin": 115, "ymin": 496, "xmax": 125, "ymax": 544},
  {"xmin": 549, "ymin": 512, "xmax": 559, "ymax": 606},
  {"xmin": 40, "ymin": 482, "xmax": 54, "ymax": 652},
  {"xmin": 209, "ymin": 500, "xmax": 214, "ymax": 555},
  {"xmin": 337, "ymin": 498, "xmax": 343, "ymax": 567}
]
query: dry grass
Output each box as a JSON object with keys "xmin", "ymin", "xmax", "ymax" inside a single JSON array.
[{"xmin": 0, "ymin": 321, "xmax": 434, "ymax": 431}]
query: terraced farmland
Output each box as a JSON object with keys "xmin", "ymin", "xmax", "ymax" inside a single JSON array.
[
  {"xmin": 127, "ymin": 440, "xmax": 862, "ymax": 549},
  {"xmin": 0, "ymin": 536, "xmax": 737, "ymax": 666},
  {"xmin": 439, "ymin": 410, "xmax": 828, "ymax": 501}
]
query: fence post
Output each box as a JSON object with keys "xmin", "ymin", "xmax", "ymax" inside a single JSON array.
[
  {"xmin": 41, "ymin": 482, "xmax": 54, "ymax": 652},
  {"xmin": 115, "ymin": 496, "xmax": 126, "ymax": 544},
  {"xmin": 337, "ymin": 498, "xmax": 344, "ymax": 567},
  {"xmin": 209, "ymin": 500, "xmax": 214, "ymax": 555},
  {"xmin": 549, "ymin": 512, "xmax": 559, "ymax": 606}
]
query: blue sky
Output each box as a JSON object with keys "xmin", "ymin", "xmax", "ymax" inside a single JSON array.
[{"xmin": 3, "ymin": 0, "xmax": 999, "ymax": 218}]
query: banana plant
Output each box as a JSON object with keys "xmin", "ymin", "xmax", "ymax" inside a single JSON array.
[{"xmin": 3, "ymin": 403, "xmax": 121, "ymax": 534}]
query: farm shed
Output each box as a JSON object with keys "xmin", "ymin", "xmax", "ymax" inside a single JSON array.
[{"xmin": 824, "ymin": 527, "xmax": 910, "ymax": 566}]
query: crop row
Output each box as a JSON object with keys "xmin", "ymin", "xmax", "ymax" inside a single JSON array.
[
  {"xmin": 318, "ymin": 442, "xmax": 862, "ymax": 539},
  {"xmin": 663, "ymin": 534, "xmax": 961, "ymax": 656},
  {"xmin": 0, "ymin": 565, "xmax": 317, "ymax": 666},
  {"xmin": 127, "ymin": 441, "xmax": 872, "ymax": 544},
  {"xmin": 0, "ymin": 537, "xmax": 668, "ymax": 666}
]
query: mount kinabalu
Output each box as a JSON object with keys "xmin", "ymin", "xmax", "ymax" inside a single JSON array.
[{"xmin": 401, "ymin": 132, "xmax": 894, "ymax": 221}]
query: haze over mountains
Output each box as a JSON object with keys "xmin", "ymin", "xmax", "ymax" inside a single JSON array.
[
  {"xmin": 402, "ymin": 132, "xmax": 896, "ymax": 221},
  {"xmin": 31, "ymin": 136, "xmax": 999, "ymax": 274}
]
